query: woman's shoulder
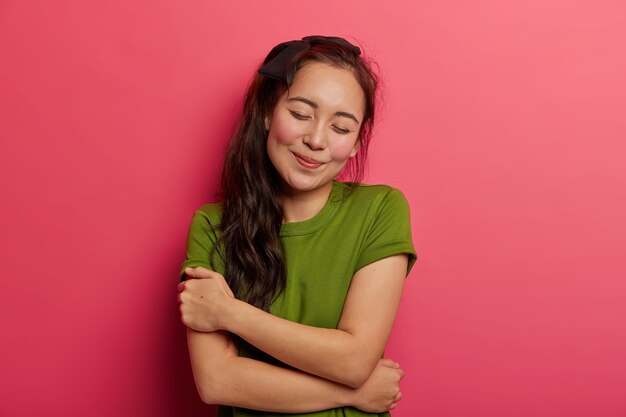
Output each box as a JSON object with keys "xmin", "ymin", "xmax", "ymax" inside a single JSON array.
[
  {"xmin": 196, "ymin": 202, "xmax": 224, "ymax": 215},
  {"xmin": 336, "ymin": 180, "xmax": 409, "ymax": 205},
  {"xmin": 192, "ymin": 202, "xmax": 224, "ymax": 227}
]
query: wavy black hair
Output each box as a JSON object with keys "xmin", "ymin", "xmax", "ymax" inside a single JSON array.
[{"xmin": 212, "ymin": 38, "xmax": 380, "ymax": 311}]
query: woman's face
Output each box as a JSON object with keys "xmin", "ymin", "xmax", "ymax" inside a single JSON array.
[{"xmin": 266, "ymin": 61, "xmax": 365, "ymax": 197}]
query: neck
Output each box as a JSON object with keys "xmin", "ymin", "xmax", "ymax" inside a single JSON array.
[{"xmin": 280, "ymin": 181, "xmax": 334, "ymax": 223}]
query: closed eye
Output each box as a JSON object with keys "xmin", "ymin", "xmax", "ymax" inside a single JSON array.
[
  {"xmin": 290, "ymin": 111, "xmax": 310, "ymax": 120},
  {"xmin": 332, "ymin": 126, "xmax": 351, "ymax": 135}
]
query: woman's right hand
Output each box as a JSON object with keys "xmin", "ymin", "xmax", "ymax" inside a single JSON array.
[{"xmin": 351, "ymin": 358, "xmax": 404, "ymax": 413}]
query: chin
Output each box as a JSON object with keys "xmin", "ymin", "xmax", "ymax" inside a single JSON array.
[
  {"xmin": 282, "ymin": 174, "xmax": 329, "ymax": 193},
  {"xmin": 286, "ymin": 180, "xmax": 320, "ymax": 192}
]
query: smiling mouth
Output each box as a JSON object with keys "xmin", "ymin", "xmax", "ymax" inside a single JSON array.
[{"xmin": 293, "ymin": 152, "xmax": 325, "ymax": 169}]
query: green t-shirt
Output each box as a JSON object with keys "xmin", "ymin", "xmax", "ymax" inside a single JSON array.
[{"xmin": 179, "ymin": 180, "xmax": 417, "ymax": 417}]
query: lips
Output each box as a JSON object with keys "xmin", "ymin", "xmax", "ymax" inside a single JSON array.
[{"xmin": 293, "ymin": 152, "xmax": 325, "ymax": 169}]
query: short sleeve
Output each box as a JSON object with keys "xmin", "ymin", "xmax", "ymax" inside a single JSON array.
[
  {"xmin": 178, "ymin": 206, "xmax": 224, "ymax": 282},
  {"xmin": 355, "ymin": 188, "xmax": 418, "ymax": 275}
]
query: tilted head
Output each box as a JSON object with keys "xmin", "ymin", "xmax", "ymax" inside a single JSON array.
[{"xmin": 236, "ymin": 35, "xmax": 379, "ymax": 186}]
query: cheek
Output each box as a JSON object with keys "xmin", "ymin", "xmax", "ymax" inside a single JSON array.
[
  {"xmin": 329, "ymin": 139, "xmax": 357, "ymax": 160},
  {"xmin": 269, "ymin": 114, "xmax": 301, "ymax": 146}
]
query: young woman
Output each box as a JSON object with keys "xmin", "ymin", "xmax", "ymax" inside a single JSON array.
[{"xmin": 177, "ymin": 35, "xmax": 417, "ymax": 416}]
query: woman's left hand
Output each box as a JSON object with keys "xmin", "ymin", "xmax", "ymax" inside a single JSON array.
[{"xmin": 177, "ymin": 267, "xmax": 235, "ymax": 332}]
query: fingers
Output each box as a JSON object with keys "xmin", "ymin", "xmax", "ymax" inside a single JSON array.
[
  {"xmin": 378, "ymin": 358, "xmax": 400, "ymax": 368},
  {"xmin": 381, "ymin": 358, "xmax": 405, "ymax": 379},
  {"xmin": 379, "ymin": 358, "xmax": 400, "ymax": 368},
  {"xmin": 177, "ymin": 283, "xmax": 189, "ymax": 304},
  {"xmin": 388, "ymin": 392, "xmax": 402, "ymax": 411},
  {"xmin": 184, "ymin": 267, "xmax": 204, "ymax": 278},
  {"xmin": 184, "ymin": 267, "xmax": 220, "ymax": 280}
]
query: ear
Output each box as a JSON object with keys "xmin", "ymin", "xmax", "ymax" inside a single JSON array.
[
  {"xmin": 349, "ymin": 138, "xmax": 360, "ymax": 157},
  {"xmin": 264, "ymin": 116, "xmax": 271, "ymax": 131}
]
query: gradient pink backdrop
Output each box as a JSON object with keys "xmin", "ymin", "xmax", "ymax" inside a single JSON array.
[{"xmin": 1, "ymin": 1, "xmax": 625, "ymax": 416}]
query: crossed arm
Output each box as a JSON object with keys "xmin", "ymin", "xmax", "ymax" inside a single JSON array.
[
  {"xmin": 187, "ymin": 329, "xmax": 361, "ymax": 411},
  {"xmin": 179, "ymin": 254, "xmax": 408, "ymax": 411}
]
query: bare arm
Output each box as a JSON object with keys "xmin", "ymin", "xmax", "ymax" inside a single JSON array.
[
  {"xmin": 186, "ymin": 328, "xmax": 402, "ymax": 412},
  {"xmin": 183, "ymin": 254, "xmax": 408, "ymax": 388}
]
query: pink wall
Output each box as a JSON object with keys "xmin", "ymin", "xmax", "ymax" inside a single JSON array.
[{"xmin": 1, "ymin": 1, "xmax": 625, "ymax": 416}]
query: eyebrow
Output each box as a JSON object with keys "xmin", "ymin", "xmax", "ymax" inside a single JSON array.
[{"xmin": 287, "ymin": 96, "xmax": 360, "ymax": 124}]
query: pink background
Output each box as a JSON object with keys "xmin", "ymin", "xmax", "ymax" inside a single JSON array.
[{"xmin": 1, "ymin": 1, "xmax": 625, "ymax": 416}]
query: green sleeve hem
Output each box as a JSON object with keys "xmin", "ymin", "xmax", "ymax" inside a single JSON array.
[
  {"xmin": 178, "ymin": 259, "xmax": 214, "ymax": 282},
  {"xmin": 355, "ymin": 240, "xmax": 418, "ymax": 276}
]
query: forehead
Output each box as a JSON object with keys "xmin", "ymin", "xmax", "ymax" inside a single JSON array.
[{"xmin": 285, "ymin": 61, "xmax": 365, "ymax": 116}]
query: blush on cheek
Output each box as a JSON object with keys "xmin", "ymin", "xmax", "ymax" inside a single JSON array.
[
  {"xmin": 270, "ymin": 113, "xmax": 301, "ymax": 146},
  {"xmin": 329, "ymin": 140, "xmax": 357, "ymax": 160}
]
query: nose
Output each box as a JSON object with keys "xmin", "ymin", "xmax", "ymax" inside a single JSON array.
[{"xmin": 302, "ymin": 121, "xmax": 328, "ymax": 150}]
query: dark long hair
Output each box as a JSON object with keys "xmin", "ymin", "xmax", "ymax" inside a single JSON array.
[{"xmin": 213, "ymin": 38, "xmax": 379, "ymax": 311}]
